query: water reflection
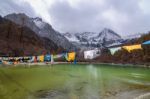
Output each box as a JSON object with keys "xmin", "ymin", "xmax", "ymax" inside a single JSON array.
[
  {"xmin": 87, "ymin": 65, "xmax": 98, "ymax": 79},
  {"xmin": 34, "ymin": 65, "xmax": 150, "ymax": 99},
  {"xmin": 0, "ymin": 65, "xmax": 150, "ymax": 99}
]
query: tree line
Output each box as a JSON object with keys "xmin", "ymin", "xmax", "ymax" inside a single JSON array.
[{"xmin": 95, "ymin": 32, "xmax": 150, "ymax": 66}]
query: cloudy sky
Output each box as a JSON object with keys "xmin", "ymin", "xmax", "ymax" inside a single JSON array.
[{"xmin": 0, "ymin": 0, "xmax": 150, "ymax": 36}]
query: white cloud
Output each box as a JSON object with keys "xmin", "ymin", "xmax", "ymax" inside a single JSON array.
[
  {"xmin": 102, "ymin": 7, "xmax": 129, "ymax": 35},
  {"xmin": 0, "ymin": 0, "xmax": 35, "ymax": 17},
  {"xmin": 66, "ymin": 0, "xmax": 105, "ymax": 8},
  {"xmin": 139, "ymin": 0, "xmax": 150, "ymax": 14},
  {"xmin": 19, "ymin": 0, "xmax": 54, "ymax": 23},
  {"xmin": 0, "ymin": 0, "xmax": 150, "ymax": 36}
]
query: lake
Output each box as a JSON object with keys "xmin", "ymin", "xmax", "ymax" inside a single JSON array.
[{"xmin": 0, "ymin": 64, "xmax": 150, "ymax": 99}]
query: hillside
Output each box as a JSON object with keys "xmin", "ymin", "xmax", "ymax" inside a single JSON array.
[
  {"xmin": 4, "ymin": 13, "xmax": 75, "ymax": 51},
  {"xmin": 95, "ymin": 32, "xmax": 150, "ymax": 65},
  {"xmin": 0, "ymin": 16, "xmax": 64, "ymax": 56}
]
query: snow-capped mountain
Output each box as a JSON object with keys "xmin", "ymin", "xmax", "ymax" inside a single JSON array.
[
  {"xmin": 93, "ymin": 28, "xmax": 121, "ymax": 43},
  {"xmin": 76, "ymin": 32, "xmax": 98, "ymax": 42},
  {"xmin": 63, "ymin": 32, "xmax": 80, "ymax": 42},
  {"xmin": 0, "ymin": 15, "xmax": 65, "ymax": 56},
  {"xmin": 32, "ymin": 17, "xmax": 46, "ymax": 29},
  {"xmin": 64, "ymin": 28, "xmax": 122, "ymax": 48},
  {"xmin": 5, "ymin": 13, "xmax": 75, "ymax": 50}
]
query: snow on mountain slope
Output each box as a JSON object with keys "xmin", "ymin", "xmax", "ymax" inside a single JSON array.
[
  {"xmin": 64, "ymin": 28, "xmax": 122, "ymax": 48},
  {"xmin": 76, "ymin": 32, "xmax": 98, "ymax": 41},
  {"xmin": 32, "ymin": 17, "xmax": 46, "ymax": 29},
  {"xmin": 64, "ymin": 32, "xmax": 80, "ymax": 42},
  {"xmin": 93, "ymin": 28, "xmax": 121, "ymax": 42}
]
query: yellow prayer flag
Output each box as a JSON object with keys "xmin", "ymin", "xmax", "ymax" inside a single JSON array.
[
  {"xmin": 67, "ymin": 52, "xmax": 76, "ymax": 61},
  {"xmin": 39, "ymin": 55, "xmax": 44, "ymax": 62},
  {"xmin": 122, "ymin": 44, "xmax": 142, "ymax": 52}
]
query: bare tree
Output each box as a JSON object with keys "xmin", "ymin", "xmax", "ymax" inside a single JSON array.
[
  {"xmin": 6, "ymin": 21, "xmax": 11, "ymax": 39},
  {"xmin": 20, "ymin": 17, "xmax": 25, "ymax": 55},
  {"xmin": 20, "ymin": 17, "xmax": 25, "ymax": 43},
  {"xmin": 6, "ymin": 21, "xmax": 12, "ymax": 56}
]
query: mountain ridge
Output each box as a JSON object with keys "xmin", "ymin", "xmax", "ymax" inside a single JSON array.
[
  {"xmin": 64, "ymin": 28, "xmax": 122, "ymax": 48},
  {"xmin": 0, "ymin": 16, "xmax": 64, "ymax": 56},
  {"xmin": 3, "ymin": 13, "xmax": 144, "ymax": 51},
  {"xmin": 4, "ymin": 13, "xmax": 75, "ymax": 51}
]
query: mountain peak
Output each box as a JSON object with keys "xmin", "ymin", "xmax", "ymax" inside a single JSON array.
[
  {"xmin": 103, "ymin": 28, "xmax": 111, "ymax": 31},
  {"xmin": 64, "ymin": 28, "xmax": 122, "ymax": 49},
  {"xmin": 98, "ymin": 28, "xmax": 121, "ymax": 39},
  {"xmin": 33, "ymin": 17, "xmax": 42, "ymax": 21},
  {"xmin": 5, "ymin": 13, "xmax": 29, "ymax": 19}
]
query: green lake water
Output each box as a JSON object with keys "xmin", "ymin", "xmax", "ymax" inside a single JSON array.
[{"xmin": 0, "ymin": 64, "xmax": 150, "ymax": 99}]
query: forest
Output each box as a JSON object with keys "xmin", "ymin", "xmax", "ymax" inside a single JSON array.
[{"xmin": 95, "ymin": 32, "xmax": 150, "ymax": 66}]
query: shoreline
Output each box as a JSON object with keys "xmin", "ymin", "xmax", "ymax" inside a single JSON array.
[{"xmin": 0, "ymin": 62, "xmax": 150, "ymax": 68}]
